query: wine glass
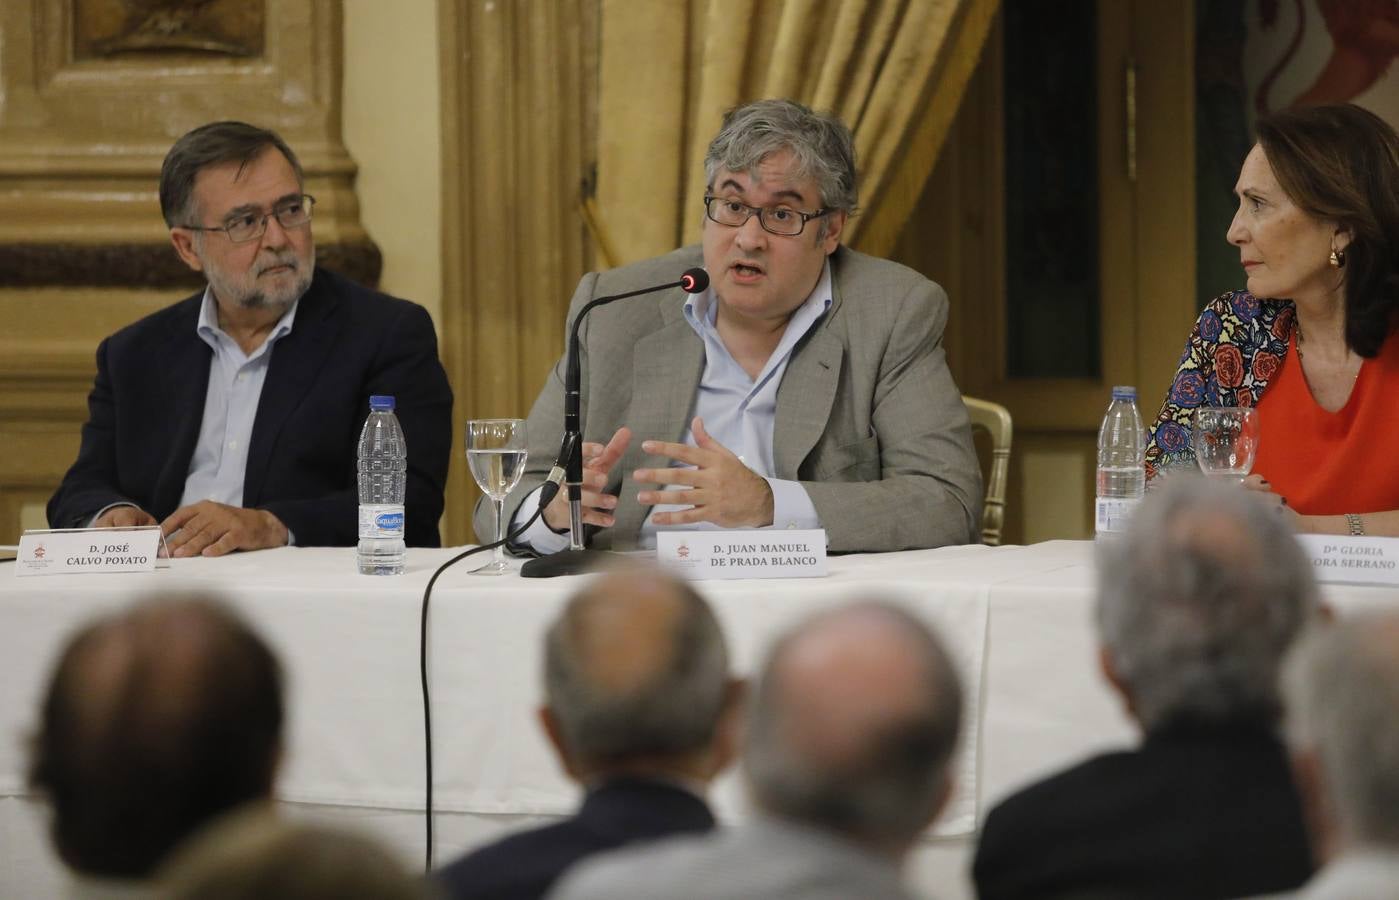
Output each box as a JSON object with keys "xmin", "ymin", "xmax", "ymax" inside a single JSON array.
[
  {"xmin": 1192, "ymin": 407, "xmax": 1260, "ymax": 482},
  {"xmin": 466, "ymin": 418, "xmax": 526, "ymax": 575}
]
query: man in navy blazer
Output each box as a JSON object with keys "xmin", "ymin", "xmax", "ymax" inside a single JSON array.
[
  {"xmin": 973, "ymin": 479, "xmax": 1317, "ymax": 899},
  {"xmin": 436, "ymin": 567, "xmax": 742, "ymax": 900},
  {"xmin": 47, "ymin": 121, "xmax": 452, "ymax": 552}
]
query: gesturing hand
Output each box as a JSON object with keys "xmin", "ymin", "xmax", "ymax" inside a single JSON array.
[
  {"xmin": 161, "ymin": 501, "xmax": 289, "ymax": 558},
  {"xmin": 634, "ymin": 417, "xmax": 774, "ymax": 528},
  {"xmin": 542, "ymin": 427, "xmax": 632, "ymax": 532}
]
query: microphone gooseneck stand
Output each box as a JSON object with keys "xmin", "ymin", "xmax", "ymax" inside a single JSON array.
[
  {"xmin": 423, "ymin": 268, "xmax": 705, "ymax": 866},
  {"xmin": 521, "ymin": 267, "xmax": 709, "ymax": 578},
  {"xmin": 418, "ymin": 449, "xmax": 571, "ymax": 870}
]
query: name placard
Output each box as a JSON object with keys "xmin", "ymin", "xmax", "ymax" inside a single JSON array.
[
  {"xmin": 656, "ymin": 529, "xmax": 827, "ymax": 579},
  {"xmin": 15, "ymin": 527, "xmax": 163, "ymax": 577},
  {"xmin": 1296, "ymin": 534, "xmax": 1399, "ymax": 586}
]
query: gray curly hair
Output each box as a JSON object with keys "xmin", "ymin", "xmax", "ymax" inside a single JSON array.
[{"xmin": 704, "ymin": 98, "xmax": 858, "ymax": 213}]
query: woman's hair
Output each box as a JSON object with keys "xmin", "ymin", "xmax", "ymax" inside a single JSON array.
[{"xmin": 1256, "ymin": 104, "xmax": 1399, "ymax": 357}]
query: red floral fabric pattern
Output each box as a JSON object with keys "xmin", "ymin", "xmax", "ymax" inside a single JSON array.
[{"xmin": 1144, "ymin": 291, "xmax": 1295, "ymax": 479}]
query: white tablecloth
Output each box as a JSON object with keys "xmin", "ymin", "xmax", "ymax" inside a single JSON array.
[{"xmin": 4, "ymin": 541, "xmax": 1381, "ymax": 898}]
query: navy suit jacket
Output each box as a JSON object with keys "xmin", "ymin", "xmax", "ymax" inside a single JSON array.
[
  {"xmin": 436, "ymin": 777, "xmax": 715, "ymax": 900},
  {"xmin": 973, "ymin": 721, "xmax": 1315, "ymax": 900},
  {"xmin": 47, "ymin": 268, "xmax": 453, "ymax": 547}
]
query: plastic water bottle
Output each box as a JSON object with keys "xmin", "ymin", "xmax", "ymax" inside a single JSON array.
[
  {"xmin": 1095, "ymin": 385, "xmax": 1146, "ymax": 538},
  {"xmin": 357, "ymin": 395, "xmax": 406, "ymax": 575}
]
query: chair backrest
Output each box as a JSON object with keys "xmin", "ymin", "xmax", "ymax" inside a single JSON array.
[{"xmin": 963, "ymin": 396, "xmax": 1013, "ymax": 546}]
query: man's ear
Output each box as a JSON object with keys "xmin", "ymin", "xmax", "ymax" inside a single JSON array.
[
  {"xmin": 928, "ymin": 773, "xmax": 954, "ymax": 827},
  {"xmin": 820, "ymin": 210, "xmax": 847, "ymax": 254},
  {"xmin": 170, "ymin": 228, "xmax": 204, "ymax": 273},
  {"xmin": 261, "ymin": 740, "xmax": 284, "ymax": 800},
  {"xmin": 1098, "ymin": 645, "xmax": 1139, "ymax": 724},
  {"xmin": 708, "ymin": 677, "xmax": 747, "ymax": 777},
  {"xmin": 537, "ymin": 705, "xmax": 582, "ymax": 781}
]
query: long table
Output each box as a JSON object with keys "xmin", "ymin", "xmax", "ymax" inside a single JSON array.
[{"xmin": 2, "ymin": 542, "xmax": 1384, "ymax": 898}]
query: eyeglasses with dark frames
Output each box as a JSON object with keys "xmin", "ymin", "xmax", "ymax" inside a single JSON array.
[
  {"xmin": 703, "ymin": 194, "xmax": 831, "ymax": 236},
  {"xmin": 181, "ymin": 194, "xmax": 316, "ymax": 244}
]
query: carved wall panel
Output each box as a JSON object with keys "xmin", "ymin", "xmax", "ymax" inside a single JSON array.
[{"xmin": 74, "ymin": 0, "xmax": 266, "ymax": 59}]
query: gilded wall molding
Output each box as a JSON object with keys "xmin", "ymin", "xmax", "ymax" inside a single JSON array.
[
  {"xmin": 0, "ymin": 241, "xmax": 382, "ymax": 289},
  {"xmin": 0, "ymin": 1, "xmax": 367, "ymax": 249}
]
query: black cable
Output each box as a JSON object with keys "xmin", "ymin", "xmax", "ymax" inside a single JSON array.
[{"xmin": 419, "ymin": 442, "xmax": 572, "ymax": 871}]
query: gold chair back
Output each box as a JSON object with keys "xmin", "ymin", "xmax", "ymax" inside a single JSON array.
[{"xmin": 963, "ymin": 396, "xmax": 1013, "ymax": 546}]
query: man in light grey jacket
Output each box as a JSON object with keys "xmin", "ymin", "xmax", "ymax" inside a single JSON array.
[
  {"xmin": 548, "ymin": 599, "xmax": 963, "ymax": 900},
  {"xmin": 483, "ymin": 98, "xmax": 980, "ymax": 555},
  {"xmin": 1279, "ymin": 613, "xmax": 1399, "ymax": 899}
]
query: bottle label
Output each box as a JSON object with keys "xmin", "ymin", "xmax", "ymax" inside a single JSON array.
[
  {"xmin": 359, "ymin": 504, "xmax": 405, "ymax": 539},
  {"xmin": 1095, "ymin": 497, "xmax": 1140, "ymax": 535}
]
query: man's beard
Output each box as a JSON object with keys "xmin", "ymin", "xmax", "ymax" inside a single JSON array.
[{"xmin": 205, "ymin": 246, "xmax": 316, "ymax": 312}]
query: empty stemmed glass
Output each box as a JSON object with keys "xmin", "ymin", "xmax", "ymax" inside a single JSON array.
[
  {"xmin": 466, "ymin": 418, "xmax": 526, "ymax": 575},
  {"xmin": 1192, "ymin": 407, "xmax": 1260, "ymax": 482}
]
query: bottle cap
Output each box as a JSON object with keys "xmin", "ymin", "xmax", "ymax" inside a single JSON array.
[
  {"xmin": 369, "ymin": 395, "xmax": 396, "ymax": 411},
  {"xmin": 1110, "ymin": 385, "xmax": 1137, "ymax": 401}
]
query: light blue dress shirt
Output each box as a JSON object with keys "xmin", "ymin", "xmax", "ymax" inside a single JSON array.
[
  {"xmin": 179, "ymin": 288, "xmax": 299, "ymax": 508},
  {"xmin": 516, "ymin": 261, "xmax": 831, "ymax": 552},
  {"xmin": 90, "ymin": 289, "xmax": 299, "ymax": 541}
]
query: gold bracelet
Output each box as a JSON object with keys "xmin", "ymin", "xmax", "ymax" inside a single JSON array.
[{"xmin": 1345, "ymin": 513, "xmax": 1366, "ymax": 536}]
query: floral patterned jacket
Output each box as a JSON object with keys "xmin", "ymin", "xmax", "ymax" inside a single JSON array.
[{"xmin": 1145, "ymin": 290, "xmax": 1295, "ymax": 479}]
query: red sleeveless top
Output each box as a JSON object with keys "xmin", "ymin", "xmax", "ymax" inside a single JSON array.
[{"xmin": 1253, "ymin": 330, "xmax": 1399, "ymax": 515}]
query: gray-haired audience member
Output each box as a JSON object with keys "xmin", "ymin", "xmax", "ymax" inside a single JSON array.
[
  {"xmin": 28, "ymin": 596, "xmax": 283, "ymax": 894},
  {"xmin": 1280, "ymin": 613, "xmax": 1399, "ymax": 898},
  {"xmin": 437, "ymin": 567, "xmax": 741, "ymax": 900},
  {"xmin": 550, "ymin": 599, "xmax": 963, "ymax": 900},
  {"xmin": 975, "ymin": 477, "xmax": 1319, "ymax": 899},
  {"xmin": 161, "ymin": 806, "xmax": 429, "ymax": 900},
  {"xmin": 487, "ymin": 96, "xmax": 981, "ymax": 556}
]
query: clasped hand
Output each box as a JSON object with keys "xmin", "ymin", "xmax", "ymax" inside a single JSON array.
[
  {"xmin": 94, "ymin": 501, "xmax": 289, "ymax": 557},
  {"xmin": 541, "ymin": 417, "xmax": 773, "ymax": 532}
]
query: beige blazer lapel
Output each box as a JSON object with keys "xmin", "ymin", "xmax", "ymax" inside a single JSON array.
[
  {"xmin": 773, "ymin": 257, "xmax": 847, "ymax": 479},
  {"xmin": 611, "ymin": 297, "xmax": 704, "ymax": 546},
  {"xmin": 773, "ymin": 328, "xmax": 843, "ymax": 478}
]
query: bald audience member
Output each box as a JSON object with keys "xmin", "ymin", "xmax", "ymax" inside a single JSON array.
[
  {"xmin": 551, "ymin": 600, "xmax": 964, "ymax": 900},
  {"xmin": 975, "ymin": 478, "xmax": 1318, "ymax": 899},
  {"xmin": 437, "ymin": 567, "xmax": 741, "ymax": 900},
  {"xmin": 1280, "ymin": 614, "xmax": 1399, "ymax": 898},
  {"xmin": 28, "ymin": 596, "xmax": 283, "ymax": 893}
]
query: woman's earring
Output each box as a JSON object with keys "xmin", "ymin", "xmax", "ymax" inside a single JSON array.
[{"xmin": 1330, "ymin": 248, "xmax": 1347, "ymax": 268}]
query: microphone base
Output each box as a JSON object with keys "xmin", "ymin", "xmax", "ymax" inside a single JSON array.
[{"xmin": 519, "ymin": 548, "xmax": 615, "ymax": 579}]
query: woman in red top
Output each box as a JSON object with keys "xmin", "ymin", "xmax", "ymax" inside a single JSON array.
[{"xmin": 1147, "ymin": 104, "xmax": 1399, "ymax": 535}]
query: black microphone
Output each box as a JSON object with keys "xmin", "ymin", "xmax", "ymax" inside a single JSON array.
[{"xmin": 521, "ymin": 267, "xmax": 708, "ymax": 578}]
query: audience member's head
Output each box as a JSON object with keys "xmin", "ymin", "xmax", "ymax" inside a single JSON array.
[
  {"xmin": 1096, "ymin": 477, "xmax": 1319, "ymax": 733},
  {"xmin": 161, "ymin": 807, "xmax": 427, "ymax": 900},
  {"xmin": 744, "ymin": 601, "xmax": 963, "ymax": 857},
  {"xmin": 28, "ymin": 596, "xmax": 284, "ymax": 879},
  {"xmin": 541, "ymin": 566, "xmax": 740, "ymax": 783},
  {"xmin": 1283, "ymin": 613, "xmax": 1399, "ymax": 862}
]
